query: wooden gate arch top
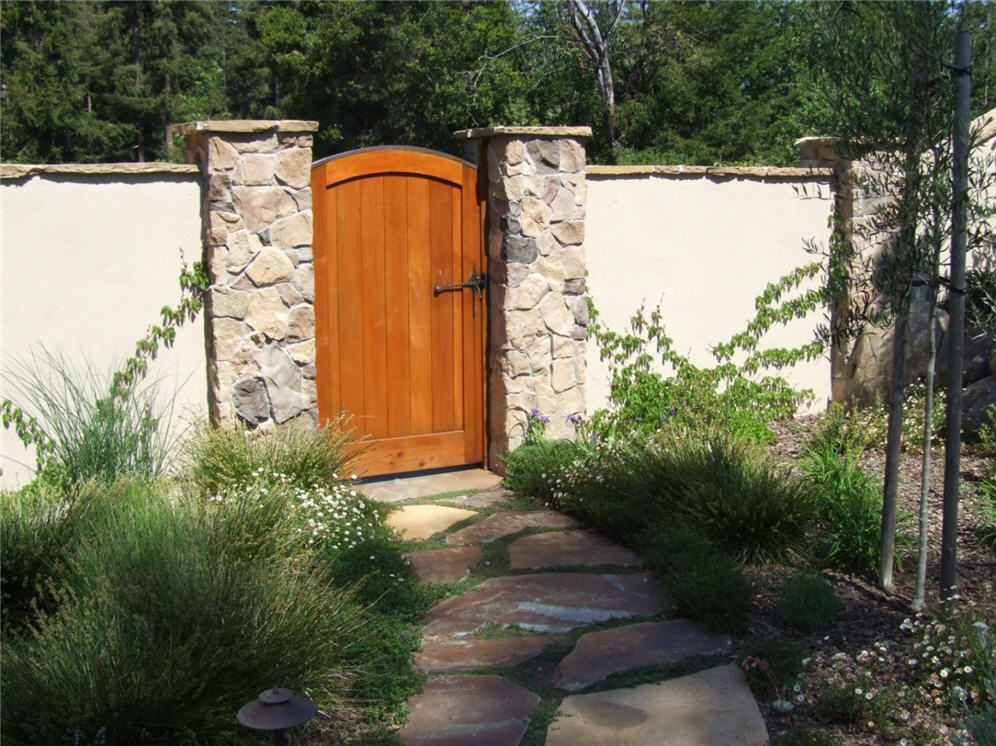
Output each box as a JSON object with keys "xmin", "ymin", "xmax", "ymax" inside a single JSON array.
[{"xmin": 311, "ymin": 147, "xmax": 486, "ymax": 476}]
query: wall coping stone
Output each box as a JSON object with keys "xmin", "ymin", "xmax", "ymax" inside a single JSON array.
[
  {"xmin": 585, "ymin": 164, "xmax": 835, "ymax": 179},
  {"xmin": 454, "ymin": 126, "xmax": 592, "ymax": 140},
  {"xmin": 174, "ymin": 119, "xmax": 319, "ymax": 135},
  {"xmin": 0, "ymin": 163, "xmax": 200, "ymax": 180}
]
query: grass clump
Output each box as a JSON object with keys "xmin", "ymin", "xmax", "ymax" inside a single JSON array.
[
  {"xmin": 183, "ymin": 415, "xmax": 356, "ymax": 495},
  {"xmin": 739, "ymin": 636, "xmax": 808, "ymax": 700},
  {"xmin": 1, "ymin": 481, "xmax": 404, "ymax": 745},
  {"xmin": 2, "ymin": 349, "xmax": 180, "ymax": 489},
  {"xmin": 777, "ymin": 570, "xmax": 841, "ymax": 631}
]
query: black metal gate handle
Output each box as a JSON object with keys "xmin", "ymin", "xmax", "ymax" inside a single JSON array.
[{"xmin": 434, "ymin": 268, "xmax": 486, "ymax": 298}]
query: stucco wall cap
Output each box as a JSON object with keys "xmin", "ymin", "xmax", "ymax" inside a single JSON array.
[
  {"xmin": 0, "ymin": 163, "xmax": 200, "ymax": 180},
  {"xmin": 174, "ymin": 120, "xmax": 319, "ymax": 135},
  {"xmin": 454, "ymin": 125, "xmax": 592, "ymax": 140},
  {"xmin": 585, "ymin": 164, "xmax": 835, "ymax": 180}
]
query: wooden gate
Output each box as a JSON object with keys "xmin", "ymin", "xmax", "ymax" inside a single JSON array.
[{"xmin": 311, "ymin": 148, "xmax": 486, "ymax": 476}]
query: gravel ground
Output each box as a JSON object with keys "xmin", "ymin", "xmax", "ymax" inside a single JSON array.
[{"xmin": 748, "ymin": 415, "xmax": 995, "ymax": 745}]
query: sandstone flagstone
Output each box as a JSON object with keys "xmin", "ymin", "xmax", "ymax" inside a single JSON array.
[
  {"xmin": 545, "ymin": 664, "xmax": 768, "ymax": 746},
  {"xmin": 415, "ymin": 635, "xmax": 552, "ymax": 674},
  {"xmin": 446, "ymin": 509, "xmax": 579, "ymax": 546},
  {"xmin": 398, "ymin": 675, "xmax": 539, "ymax": 746},
  {"xmin": 508, "ymin": 530, "xmax": 641, "ymax": 570},
  {"xmin": 437, "ymin": 486, "xmax": 517, "ymax": 509},
  {"xmin": 422, "ymin": 572, "xmax": 665, "ymax": 637},
  {"xmin": 553, "ymin": 619, "xmax": 731, "ymax": 691},
  {"xmin": 386, "ymin": 505, "xmax": 478, "ymax": 541},
  {"xmin": 362, "ymin": 469, "xmax": 502, "ymax": 504},
  {"xmin": 405, "ymin": 545, "xmax": 483, "ymax": 584}
]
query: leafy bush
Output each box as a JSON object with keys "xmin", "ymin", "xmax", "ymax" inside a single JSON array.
[
  {"xmin": 639, "ymin": 523, "xmax": 753, "ymax": 634},
  {"xmin": 803, "ymin": 446, "xmax": 911, "ymax": 576},
  {"xmin": 501, "ymin": 437, "xmax": 584, "ymax": 507},
  {"xmin": 740, "ymin": 636, "xmax": 808, "ymax": 699},
  {"xmin": 1, "ymin": 350, "xmax": 180, "ymax": 489},
  {"xmin": 183, "ymin": 416, "xmax": 357, "ymax": 495},
  {"xmin": 770, "ymin": 726, "xmax": 836, "ymax": 746},
  {"xmin": 777, "ymin": 570, "xmax": 841, "ymax": 631},
  {"xmin": 0, "ymin": 481, "xmax": 418, "ymax": 745}
]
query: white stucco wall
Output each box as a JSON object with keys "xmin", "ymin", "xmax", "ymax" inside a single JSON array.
[
  {"xmin": 584, "ymin": 167, "xmax": 837, "ymax": 416},
  {"xmin": 1, "ymin": 165, "xmax": 206, "ymax": 489}
]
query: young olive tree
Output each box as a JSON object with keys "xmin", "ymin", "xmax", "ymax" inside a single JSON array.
[{"xmin": 811, "ymin": 1, "xmax": 995, "ymax": 596}]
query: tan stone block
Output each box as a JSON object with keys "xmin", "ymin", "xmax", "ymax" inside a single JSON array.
[
  {"xmin": 232, "ymin": 134, "xmax": 280, "ymax": 153},
  {"xmin": 524, "ymin": 175, "xmax": 560, "ymax": 203},
  {"xmin": 231, "ymin": 186, "xmax": 297, "ymax": 233},
  {"xmin": 538, "ymin": 231, "xmax": 559, "ymax": 257},
  {"xmin": 226, "ymin": 230, "xmax": 263, "ymax": 271},
  {"xmin": 506, "ymin": 159, "xmax": 532, "ymax": 177},
  {"xmin": 504, "ymin": 309, "xmax": 547, "ymax": 345},
  {"xmin": 245, "ymin": 288, "xmax": 289, "ymax": 340},
  {"xmin": 207, "ymin": 171, "xmax": 231, "ymax": 202},
  {"xmin": 246, "ymin": 247, "xmax": 295, "ymax": 286},
  {"xmin": 268, "ymin": 211, "xmax": 313, "ymax": 249},
  {"xmin": 524, "ymin": 334, "xmax": 552, "ymax": 374},
  {"xmin": 293, "ymin": 263, "xmax": 315, "ymax": 301},
  {"xmin": 538, "ymin": 293, "xmax": 575, "ymax": 337},
  {"xmin": 561, "ymin": 246, "xmax": 585, "ymax": 279},
  {"xmin": 504, "ymin": 139, "xmax": 525, "ymax": 166},
  {"xmin": 275, "ymin": 148, "xmax": 313, "ymax": 189},
  {"xmin": 553, "ymin": 336, "xmax": 584, "ymax": 360},
  {"xmin": 210, "ymin": 287, "xmax": 251, "ymax": 319},
  {"xmin": 237, "ymin": 154, "xmax": 276, "ymax": 185},
  {"xmin": 212, "ymin": 317, "xmax": 247, "ymax": 360},
  {"xmin": 297, "ymin": 135, "xmax": 313, "ymax": 148},
  {"xmin": 277, "ymin": 282, "xmax": 304, "ymax": 307},
  {"xmin": 291, "ymin": 187, "xmax": 312, "ymax": 212},
  {"xmin": 207, "ymin": 248, "xmax": 229, "ymax": 283},
  {"xmin": 508, "ymin": 273, "xmax": 549, "ymax": 310},
  {"xmin": 208, "ymin": 137, "xmax": 239, "ymax": 170},
  {"xmin": 209, "ymin": 210, "xmax": 242, "ymax": 229},
  {"xmin": 550, "ymin": 187, "xmax": 576, "ymax": 221},
  {"xmin": 206, "ymin": 227, "xmax": 228, "ymax": 247},
  {"xmin": 520, "ymin": 196, "xmax": 552, "ymax": 238},
  {"xmin": 289, "ymin": 339, "xmax": 316, "ymax": 364},
  {"xmin": 501, "ymin": 349, "xmax": 531, "ymax": 378},
  {"xmin": 551, "ymin": 221, "xmax": 584, "ymax": 246},
  {"xmin": 537, "ymin": 256, "xmax": 566, "ymax": 290},
  {"xmin": 287, "ymin": 304, "xmax": 315, "ymax": 343},
  {"xmin": 559, "ymin": 139, "xmax": 586, "ymax": 172},
  {"xmin": 551, "ymin": 358, "xmax": 576, "ymax": 393},
  {"xmin": 505, "ymin": 263, "xmax": 530, "ymax": 289}
]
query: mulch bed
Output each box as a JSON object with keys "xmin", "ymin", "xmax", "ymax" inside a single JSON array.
[{"xmin": 748, "ymin": 416, "xmax": 995, "ymax": 744}]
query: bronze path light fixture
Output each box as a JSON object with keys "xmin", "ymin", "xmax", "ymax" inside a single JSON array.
[{"xmin": 237, "ymin": 687, "xmax": 317, "ymax": 745}]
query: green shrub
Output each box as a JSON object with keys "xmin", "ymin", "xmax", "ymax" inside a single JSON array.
[
  {"xmin": 777, "ymin": 570, "xmax": 841, "ymax": 631},
  {"xmin": 739, "ymin": 636, "xmax": 807, "ymax": 699},
  {"xmin": 674, "ymin": 437, "xmax": 817, "ymax": 563},
  {"xmin": 183, "ymin": 416, "xmax": 357, "ymax": 495},
  {"xmin": 501, "ymin": 438, "xmax": 585, "ymax": 508},
  {"xmin": 962, "ymin": 705, "xmax": 996, "ymax": 746},
  {"xmin": 640, "ymin": 523, "xmax": 753, "ymax": 634},
  {"xmin": 770, "ymin": 726, "xmax": 836, "ymax": 746},
  {"xmin": 0, "ymin": 482, "xmax": 418, "ymax": 745},
  {"xmin": 815, "ymin": 683, "xmax": 881, "ymax": 726},
  {"xmin": 803, "ymin": 446, "xmax": 911, "ymax": 576},
  {"xmin": 2, "ymin": 350, "xmax": 180, "ymax": 489}
]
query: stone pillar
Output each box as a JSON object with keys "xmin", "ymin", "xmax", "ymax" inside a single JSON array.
[
  {"xmin": 179, "ymin": 120, "xmax": 319, "ymax": 430},
  {"xmin": 455, "ymin": 126, "xmax": 592, "ymax": 467}
]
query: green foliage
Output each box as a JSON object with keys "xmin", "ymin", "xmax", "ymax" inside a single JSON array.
[
  {"xmin": 183, "ymin": 416, "xmax": 357, "ymax": 496},
  {"xmin": 589, "ymin": 263, "xmax": 821, "ymax": 445},
  {"xmin": 803, "ymin": 446, "xmax": 910, "ymax": 576},
  {"xmin": 501, "ymin": 438, "xmax": 583, "ymax": 507},
  {"xmin": 638, "ymin": 523, "xmax": 753, "ymax": 634},
  {"xmin": 815, "ymin": 683, "xmax": 883, "ymax": 726},
  {"xmin": 1, "ymin": 350, "xmax": 180, "ymax": 490},
  {"xmin": 740, "ymin": 636, "xmax": 807, "ymax": 699},
  {"xmin": 777, "ymin": 570, "xmax": 842, "ymax": 631},
  {"xmin": 770, "ymin": 726, "xmax": 836, "ymax": 746},
  {"xmin": 0, "ymin": 481, "xmax": 413, "ymax": 745},
  {"xmin": 961, "ymin": 705, "xmax": 996, "ymax": 746}
]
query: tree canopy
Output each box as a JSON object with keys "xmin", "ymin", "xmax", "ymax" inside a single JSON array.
[{"xmin": 2, "ymin": 0, "xmax": 994, "ymax": 165}]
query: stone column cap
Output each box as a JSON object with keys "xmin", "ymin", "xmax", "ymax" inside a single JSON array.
[
  {"xmin": 454, "ymin": 125, "xmax": 592, "ymax": 140},
  {"xmin": 174, "ymin": 120, "xmax": 319, "ymax": 135}
]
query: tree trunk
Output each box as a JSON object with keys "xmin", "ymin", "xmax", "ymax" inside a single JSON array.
[
  {"xmin": 879, "ymin": 312, "xmax": 907, "ymax": 590},
  {"xmin": 912, "ymin": 294, "xmax": 937, "ymax": 611}
]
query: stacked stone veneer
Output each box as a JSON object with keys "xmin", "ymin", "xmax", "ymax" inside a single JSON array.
[
  {"xmin": 180, "ymin": 120, "xmax": 318, "ymax": 430},
  {"xmin": 457, "ymin": 127, "xmax": 592, "ymax": 466}
]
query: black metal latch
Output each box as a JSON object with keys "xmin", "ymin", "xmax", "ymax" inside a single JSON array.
[{"xmin": 434, "ymin": 268, "xmax": 486, "ymax": 298}]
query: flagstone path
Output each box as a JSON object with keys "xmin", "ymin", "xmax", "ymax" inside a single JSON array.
[{"xmin": 362, "ymin": 469, "xmax": 769, "ymax": 746}]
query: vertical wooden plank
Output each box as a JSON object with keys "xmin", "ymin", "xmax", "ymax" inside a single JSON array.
[
  {"xmin": 430, "ymin": 179, "xmax": 456, "ymax": 432},
  {"xmin": 383, "ymin": 175, "xmax": 411, "ymax": 437},
  {"xmin": 335, "ymin": 178, "xmax": 366, "ymax": 431},
  {"xmin": 360, "ymin": 176, "xmax": 388, "ymax": 439},
  {"xmin": 461, "ymin": 163, "xmax": 485, "ymax": 462},
  {"xmin": 314, "ymin": 164, "xmax": 342, "ymax": 421},
  {"xmin": 450, "ymin": 185, "xmax": 464, "ymax": 428},
  {"xmin": 408, "ymin": 176, "xmax": 433, "ymax": 434}
]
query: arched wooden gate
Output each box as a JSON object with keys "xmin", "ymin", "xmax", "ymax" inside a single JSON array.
[{"xmin": 311, "ymin": 148, "xmax": 486, "ymax": 476}]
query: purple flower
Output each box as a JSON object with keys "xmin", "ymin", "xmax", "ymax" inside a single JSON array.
[
  {"xmin": 669, "ymin": 406, "xmax": 677, "ymax": 415},
  {"xmin": 530, "ymin": 407, "xmax": 542, "ymax": 418},
  {"xmin": 566, "ymin": 412, "xmax": 584, "ymax": 426},
  {"xmin": 541, "ymin": 415, "xmax": 551, "ymax": 424}
]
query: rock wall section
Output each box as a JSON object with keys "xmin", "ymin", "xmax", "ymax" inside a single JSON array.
[
  {"xmin": 457, "ymin": 127, "xmax": 592, "ymax": 466},
  {"xmin": 180, "ymin": 120, "xmax": 319, "ymax": 430}
]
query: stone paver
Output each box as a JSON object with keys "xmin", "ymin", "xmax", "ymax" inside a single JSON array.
[
  {"xmin": 446, "ymin": 509, "xmax": 579, "ymax": 546},
  {"xmin": 545, "ymin": 664, "xmax": 768, "ymax": 746},
  {"xmin": 423, "ymin": 572, "xmax": 666, "ymax": 637},
  {"xmin": 386, "ymin": 505, "xmax": 478, "ymax": 540},
  {"xmin": 415, "ymin": 636, "xmax": 552, "ymax": 674},
  {"xmin": 508, "ymin": 529, "xmax": 642, "ymax": 570},
  {"xmin": 437, "ymin": 486, "xmax": 517, "ymax": 509},
  {"xmin": 553, "ymin": 619, "xmax": 731, "ymax": 691},
  {"xmin": 405, "ymin": 546, "xmax": 484, "ymax": 584},
  {"xmin": 363, "ymin": 469, "xmax": 502, "ymax": 503},
  {"xmin": 398, "ymin": 675, "xmax": 539, "ymax": 746}
]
